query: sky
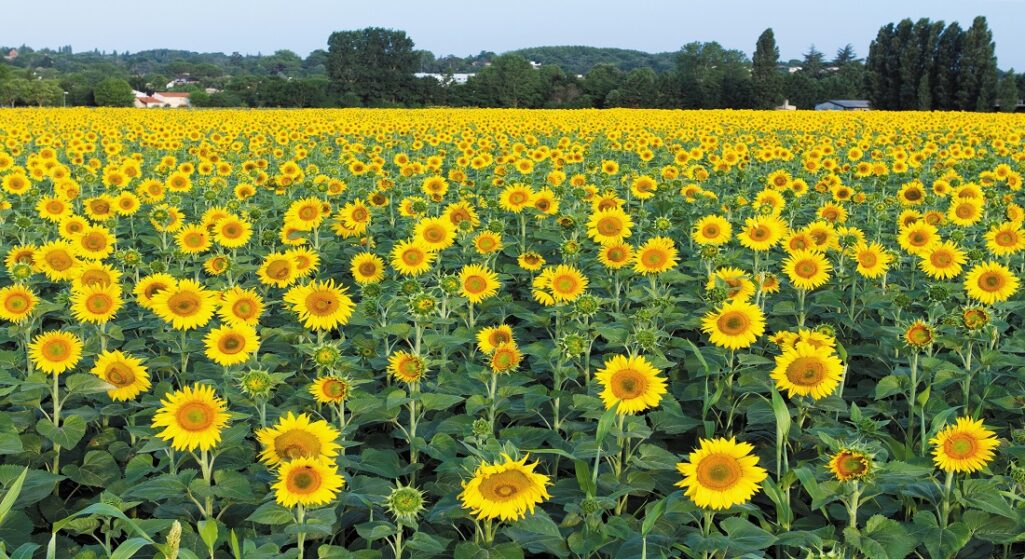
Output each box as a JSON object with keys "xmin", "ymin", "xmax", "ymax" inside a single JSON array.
[{"xmin": 1, "ymin": 0, "xmax": 1024, "ymax": 68}]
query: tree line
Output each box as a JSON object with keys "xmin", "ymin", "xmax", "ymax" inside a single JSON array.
[{"xmin": 0, "ymin": 18, "xmax": 1021, "ymax": 110}]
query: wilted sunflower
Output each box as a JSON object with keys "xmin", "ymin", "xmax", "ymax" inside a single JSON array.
[
  {"xmin": 29, "ymin": 330, "xmax": 84, "ymax": 375},
  {"xmin": 273, "ymin": 457, "xmax": 345, "ymax": 508},
  {"xmin": 256, "ymin": 412, "xmax": 341, "ymax": 466},
  {"xmin": 0, "ymin": 284, "xmax": 37, "ymax": 323},
  {"xmin": 151, "ymin": 278, "xmax": 217, "ymax": 330},
  {"xmin": 460, "ymin": 264, "xmax": 500, "ymax": 304},
  {"xmin": 675, "ymin": 437, "xmax": 768, "ymax": 510},
  {"xmin": 701, "ymin": 300, "xmax": 766, "ymax": 350},
  {"xmin": 283, "ymin": 280, "xmax": 356, "ymax": 331},
  {"xmin": 90, "ymin": 350, "xmax": 150, "ymax": 401},
  {"xmin": 459, "ymin": 454, "xmax": 551, "ymax": 521},
  {"xmin": 594, "ymin": 354, "xmax": 668, "ymax": 414},
  {"xmin": 771, "ymin": 341, "xmax": 844, "ymax": 400},
  {"xmin": 151, "ymin": 383, "xmax": 229, "ymax": 451},
  {"xmin": 204, "ymin": 323, "xmax": 260, "ymax": 366},
  {"xmin": 930, "ymin": 417, "xmax": 999, "ymax": 473},
  {"xmin": 963, "ymin": 261, "xmax": 1019, "ymax": 304}
]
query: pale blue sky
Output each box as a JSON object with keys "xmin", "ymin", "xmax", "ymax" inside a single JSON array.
[{"xmin": 1, "ymin": 0, "xmax": 1023, "ymax": 68}]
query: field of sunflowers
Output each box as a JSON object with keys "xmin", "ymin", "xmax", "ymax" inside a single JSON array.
[{"xmin": 0, "ymin": 108, "xmax": 1024, "ymax": 559}]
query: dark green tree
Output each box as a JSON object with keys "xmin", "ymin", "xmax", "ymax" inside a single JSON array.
[
  {"xmin": 752, "ymin": 28, "xmax": 783, "ymax": 108},
  {"xmin": 932, "ymin": 23, "xmax": 963, "ymax": 110},
  {"xmin": 92, "ymin": 77, "xmax": 134, "ymax": 106},
  {"xmin": 958, "ymin": 16, "xmax": 998, "ymax": 111},
  {"xmin": 466, "ymin": 54, "xmax": 542, "ymax": 108},
  {"xmin": 580, "ymin": 64, "xmax": 623, "ymax": 108},
  {"xmin": 326, "ymin": 27, "xmax": 418, "ymax": 106},
  {"xmin": 607, "ymin": 67, "xmax": 656, "ymax": 107},
  {"xmin": 997, "ymin": 70, "xmax": 1020, "ymax": 112}
]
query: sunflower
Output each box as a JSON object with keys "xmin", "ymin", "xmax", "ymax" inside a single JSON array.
[
  {"xmin": 930, "ymin": 417, "xmax": 999, "ymax": 473},
  {"xmin": 71, "ymin": 262, "xmax": 121, "ymax": 289},
  {"xmin": 0, "ymin": 284, "xmax": 37, "ymax": 323},
  {"xmin": 828, "ymin": 449, "xmax": 873, "ymax": 482},
  {"xmin": 413, "ymin": 216, "xmax": 456, "ymax": 252},
  {"xmin": 985, "ymin": 222, "xmax": 1025, "ymax": 256},
  {"xmin": 675, "ymin": 437, "xmax": 768, "ymax": 510},
  {"xmin": 310, "ymin": 375, "xmax": 351, "ymax": 404},
  {"xmin": 595, "ymin": 354, "xmax": 668, "ymax": 414},
  {"xmin": 176, "ymin": 224, "xmax": 212, "ymax": 255},
  {"xmin": 283, "ymin": 280, "xmax": 356, "ymax": 331},
  {"xmin": 350, "ymin": 252, "xmax": 385, "ymax": 285},
  {"xmin": 459, "ymin": 454, "xmax": 551, "ymax": 521},
  {"xmin": 287, "ymin": 247, "xmax": 320, "ymax": 278},
  {"xmin": 151, "ymin": 383, "xmax": 230, "ymax": 452},
  {"xmin": 213, "ymin": 215, "xmax": 253, "ymax": 248},
  {"xmin": 490, "ymin": 342, "xmax": 522, "ymax": 373},
  {"xmin": 737, "ymin": 216, "xmax": 786, "ymax": 251},
  {"xmin": 963, "ymin": 261, "xmax": 1020, "ymax": 304},
  {"xmin": 628, "ymin": 238, "xmax": 676, "ymax": 276},
  {"xmin": 897, "ymin": 222, "xmax": 938, "ymax": 256},
  {"xmin": 771, "ymin": 341, "xmax": 844, "ymax": 400},
  {"xmin": 256, "ymin": 412, "xmax": 341, "ymax": 466},
  {"xmin": 499, "ymin": 184, "xmax": 535, "ymax": 212},
  {"xmin": 390, "ymin": 239, "xmax": 436, "ymax": 277},
  {"xmin": 204, "ymin": 323, "xmax": 260, "ymax": 367},
  {"xmin": 388, "ymin": 350, "xmax": 428, "ymax": 383},
  {"xmin": 29, "ymin": 330, "xmax": 84, "ymax": 375},
  {"xmin": 517, "ymin": 251, "xmax": 546, "ymax": 271},
  {"xmin": 693, "ymin": 215, "xmax": 732, "ymax": 246},
  {"xmin": 587, "ymin": 207, "xmax": 633, "ymax": 245},
  {"xmin": 74, "ymin": 225, "xmax": 116, "ymax": 260},
  {"xmin": 36, "ymin": 241, "xmax": 80, "ymax": 281},
  {"xmin": 919, "ymin": 241, "xmax": 966, "ymax": 280},
  {"xmin": 70, "ymin": 282, "xmax": 123, "ymax": 324},
  {"xmin": 783, "ymin": 250, "xmax": 832, "ymax": 290},
  {"xmin": 90, "ymin": 350, "xmax": 150, "ymax": 401},
  {"xmin": 546, "ymin": 265, "xmax": 588, "ymax": 303},
  {"xmin": 851, "ymin": 242, "xmax": 892, "ymax": 279},
  {"xmin": 257, "ymin": 252, "xmax": 298, "ymax": 288},
  {"xmin": 598, "ymin": 242, "xmax": 633, "ymax": 270},
  {"xmin": 701, "ymin": 300, "xmax": 766, "ymax": 350},
  {"xmin": 477, "ymin": 325, "xmax": 514, "ymax": 354},
  {"xmin": 460, "ymin": 264, "xmax": 500, "ymax": 304},
  {"xmin": 947, "ymin": 198, "xmax": 984, "ymax": 227},
  {"xmin": 273, "ymin": 457, "xmax": 345, "ymax": 508},
  {"xmin": 150, "ymin": 278, "xmax": 218, "ymax": 330},
  {"xmin": 218, "ymin": 287, "xmax": 264, "ymax": 327},
  {"xmin": 904, "ymin": 320, "xmax": 935, "ymax": 348},
  {"xmin": 706, "ymin": 267, "xmax": 755, "ymax": 302},
  {"xmin": 473, "ymin": 231, "xmax": 503, "ymax": 255},
  {"xmin": 133, "ymin": 273, "xmax": 176, "ymax": 310}
]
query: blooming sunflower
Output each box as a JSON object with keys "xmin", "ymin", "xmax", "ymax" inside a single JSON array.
[
  {"xmin": 897, "ymin": 222, "xmax": 938, "ymax": 256},
  {"xmin": 851, "ymin": 242, "xmax": 892, "ymax": 279},
  {"xmin": 473, "ymin": 231, "xmax": 503, "ymax": 255},
  {"xmin": 350, "ymin": 252, "xmax": 385, "ymax": 285},
  {"xmin": 283, "ymin": 280, "xmax": 356, "ymax": 331},
  {"xmin": 176, "ymin": 224, "xmax": 211, "ymax": 255},
  {"xmin": 213, "ymin": 215, "xmax": 253, "ymax": 248},
  {"xmin": 477, "ymin": 325, "xmax": 514, "ymax": 354},
  {"xmin": 151, "ymin": 278, "xmax": 217, "ymax": 330},
  {"xmin": 597, "ymin": 242, "xmax": 633, "ymax": 270},
  {"xmin": 90, "ymin": 350, "xmax": 150, "ymax": 401},
  {"xmin": 413, "ymin": 216, "xmax": 456, "ymax": 252},
  {"xmin": 633, "ymin": 236, "xmax": 679, "ymax": 275},
  {"xmin": 693, "ymin": 215, "xmax": 732, "ymax": 246},
  {"xmin": 133, "ymin": 273, "xmax": 176, "ymax": 310},
  {"xmin": 310, "ymin": 375, "xmax": 350, "ymax": 404},
  {"xmin": 771, "ymin": 341, "xmax": 844, "ymax": 400},
  {"xmin": 256, "ymin": 412, "xmax": 341, "ymax": 466},
  {"xmin": 460, "ymin": 264, "xmax": 500, "ymax": 304},
  {"xmin": 151, "ymin": 383, "xmax": 230, "ymax": 452},
  {"xmin": 218, "ymin": 287, "xmax": 264, "ymax": 327},
  {"xmin": 546, "ymin": 265, "xmax": 588, "ymax": 303},
  {"xmin": 828, "ymin": 449, "xmax": 873, "ymax": 482},
  {"xmin": 701, "ymin": 300, "xmax": 766, "ymax": 350},
  {"xmin": 930, "ymin": 417, "xmax": 999, "ymax": 473},
  {"xmin": 517, "ymin": 251, "xmax": 545, "ymax": 271},
  {"xmin": 70, "ymin": 283, "xmax": 123, "ymax": 324},
  {"xmin": 737, "ymin": 216, "xmax": 786, "ymax": 251},
  {"xmin": 706, "ymin": 267, "xmax": 755, "ymax": 302},
  {"xmin": 490, "ymin": 342, "xmax": 522, "ymax": 373},
  {"xmin": 459, "ymin": 454, "xmax": 551, "ymax": 521},
  {"xmin": 388, "ymin": 350, "xmax": 428, "ymax": 383},
  {"xmin": 985, "ymin": 222, "xmax": 1025, "ymax": 256},
  {"xmin": 964, "ymin": 261, "xmax": 1019, "ymax": 304},
  {"xmin": 204, "ymin": 323, "xmax": 260, "ymax": 367},
  {"xmin": 257, "ymin": 252, "xmax": 298, "ymax": 288},
  {"xmin": 919, "ymin": 241, "xmax": 966, "ymax": 280},
  {"xmin": 273, "ymin": 457, "xmax": 345, "ymax": 508},
  {"xmin": 783, "ymin": 250, "xmax": 832, "ymax": 291},
  {"xmin": 0, "ymin": 284, "xmax": 37, "ymax": 323},
  {"xmin": 586, "ymin": 207, "xmax": 633, "ymax": 245},
  {"xmin": 675, "ymin": 437, "xmax": 768, "ymax": 510},
  {"xmin": 35, "ymin": 240, "xmax": 80, "ymax": 281},
  {"xmin": 29, "ymin": 330, "xmax": 84, "ymax": 375},
  {"xmin": 390, "ymin": 239, "xmax": 436, "ymax": 277},
  {"xmin": 594, "ymin": 354, "xmax": 668, "ymax": 414}
]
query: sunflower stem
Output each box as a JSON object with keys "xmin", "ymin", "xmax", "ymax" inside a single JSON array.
[
  {"xmin": 51, "ymin": 370, "xmax": 61, "ymax": 477},
  {"xmin": 848, "ymin": 480, "xmax": 861, "ymax": 530},
  {"xmin": 296, "ymin": 504, "xmax": 306, "ymax": 559},
  {"xmin": 907, "ymin": 351, "xmax": 919, "ymax": 454},
  {"xmin": 701, "ymin": 511, "xmax": 715, "ymax": 559},
  {"xmin": 940, "ymin": 470, "xmax": 954, "ymax": 528}
]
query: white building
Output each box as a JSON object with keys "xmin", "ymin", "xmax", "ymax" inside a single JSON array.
[
  {"xmin": 133, "ymin": 90, "xmax": 191, "ymax": 108},
  {"xmin": 414, "ymin": 72, "xmax": 474, "ymax": 86}
]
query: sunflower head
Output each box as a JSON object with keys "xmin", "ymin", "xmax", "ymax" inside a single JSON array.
[
  {"xmin": 827, "ymin": 447, "xmax": 874, "ymax": 482},
  {"xmin": 385, "ymin": 483, "xmax": 427, "ymax": 522},
  {"xmin": 459, "ymin": 454, "xmax": 552, "ymax": 521}
]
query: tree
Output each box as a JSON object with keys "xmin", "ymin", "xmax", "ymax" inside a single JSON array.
[
  {"xmin": 932, "ymin": 22, "xmax": 963, "ymax": 110},
  {"xmin": 607, "ymin": 68, "xmax": 656, "ymax": 108},
  {"xmin": 752, "ymin": 28, "xmax": 783, "ymax": 108},
  {"xmin": 0, "ymin": 79, "xmax": 31, "ymax": 107},
  {"xmin": 326, "ymin": 27, "xmax": 418, "ymax": 106},
  {"xmin": 997, "ymin": 70, "xmax": 1020, "ymax": 112},
  {"xmin": 466, "ymin": 54, "xmax": 542, "ymax": 108},
  {"xmin": 580, "ymin": 64, "xmax": 622, "ymax": 108},
  {"xmin": 802, "ymin": 45, "xmax": 826, "ymax": 78},
  {"xmin": 26, "ymin": 79, "xmax": 62, "ymax": 106},
  {"xmin": 833, "ymin": 44, "xmax": 858, "ymax": 66},
  {"xmin": 92, "ymin": 77, "xmax": 134, "ymax": 106},
  {"xmin": 675, "ymin": 42, "xmax": 754, "ymax": 109},
  {"xmin": 959, "ymin": 16, "xmax": 998, "ymax": 111}
]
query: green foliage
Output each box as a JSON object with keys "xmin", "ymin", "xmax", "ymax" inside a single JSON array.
[{"xmin": 92, "ymin": 77, "xmax": 135, "ymax": 107}]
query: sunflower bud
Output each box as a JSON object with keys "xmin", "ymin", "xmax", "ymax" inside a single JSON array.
[
  {"xmin": 10, "ymin": 263, "xmax": 33, "ymax": 281},
  {"xmin": 927, "ymin": 285, "xmax": 949, "ymax": 302},
  {"xmin": 635, "ymin": 328, "xmax": 658, "ymax": 352},
  {"xmin": 472, "ymin": 418, "xmax": 492, "ymax": 438},
  {"xmin": 399, "ymin": 280, "xmax": 420, "ymax": 297},
  {"xmin": 573, "ymin": 294, "xmax": 600, "ymax": 317},
  {"xmin": 561, "ymin": 239, "xmax": 581, "ymax": 257},
  {"xmin": 440, "ymin": 275, "xmax": 461, "ymax": 296},
  {"xmin": 385, "ymin": 483, "xmax": 427, "ymax": 522},
  {"xmin": 580, "ymin": 497, "xmax": 602, "ymax": 515},
  {"xmin": 311, "ymin": 344, "xmax": 341, "ymax": 369},
  {"xmin": 239, "ymin": 369, "xmax": 278, "ymax": 399},
  {"xmin": 559, "ymin": 333, "xmax": 588, "ymax": 358}
]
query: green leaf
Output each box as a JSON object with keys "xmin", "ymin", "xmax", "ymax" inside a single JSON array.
[
  {"xmin": 844, "ymin": 514, "xmax": 915, "ymax": 559},
  {"xmin": 770, "ymin": 389, "xmax": 791, "ymax": 437},
  {"xmin": 595, "ymin": 405, "xmax": 619, "ymax": 448},
  {"xmin": 640, "ymin": 497, "xmax": 667, "ymax": 536},
  {"xmin": 419, "ymin": 393, "xmax": 464, "ymax": 411},
  {"xmin": 720, "ymin": 517, "xmax": 777, "ymax": 553},
  {"xmin": 245, "ymin": 501, "xmax": 294, "ymax": 525},
  {"xmin": 109, "ymin": 538, "xmax": 151, "ymax": 559},
  {"xmin": 63, "ymin": 450, "xmax": 118, "ymax": 487},
  {"xmin": 875, "ymin": 375, "xmax": 903, "ymax": 399},
  {"xmin": 405, "ymin": 531, "xmax": 451, "ymax": 557},
  {"xmin": 0, "ymin": 467, "xmax": 28, "ymax": 529},
  {"xmin": 0, "ymin": 432, "xmax": 24, "ymax": 456},
  {"xmin": 36, "ymin": 415, "xmax": 87, "ymax": 450},
  {"xmin": 64, "ymin": 373, "xmax": 114, "ymax": 396},
  {"xmin": 573, "ymin": 460, "xmax": 596, "ymax": 496},
  {"xmin": 960, "ymin": 478, "xmax": 1017, "ymax": 519},
  {"xmin": 910, "ymin": 511, "xmax": 970, "ymax": 559},
  {"xmin": 685, "ymin": 339, "xmax": 709, "ymax": 372},
  {"xmin": 53, "ymin": 503, "xmax": 153, "ymax": 542},
  {"xmin": 197, "ymin": 519, "xmax": 218, "ymax": 551},
  {"xmin": 502, "ymin": 511, "xmax": 567, "ymax": 556}
]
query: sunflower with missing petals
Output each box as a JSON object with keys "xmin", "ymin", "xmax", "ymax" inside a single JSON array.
[
  {"xmin": 0, "ymin": 284, "xmax": 37, "ymax": 323},
  {"xmin": 29, "ymin": 330, "xmax": 84, "ymax": 375},
  {"xmin": 783, "ymin": 250, "xmax": 832, "ymax": 290},
  {"xmin": 930, "ymin": 417, "xmax": 999, "ymax": 473},
  {"xmin": 273, "ymin": 457, "xmax": 345, "ymax": 508},
  {"xmin": 963, "ymin": 261, "xmax": 1019, "ymax": 305},
  {"xmin": 675, "ymin": 437, "xmax": 768, "ymax": 510},
  {"xmin": 701, "ymin": 300, "xmax": 766, "ymax": 350},
  {"xmin": 151, "ymin": 278, "xmax": 217, "ymax": 330},
  {"xmin": 283, "ymin": 280, "xmax": 356, "ymax": 331},
  {"xmin": 771, "ymin": 341, "xmax": 844, "ymax": 400},
  {"xmin": 595, "ymin": 354, "xmax": 668, "ymax": 414},
  {"xmin": 90, "ymin": 350, "xmax": 150, "ymax": 401},
  {"xmin": 70, "ymin": 282, "xmax": 123, "ymax": 324},
  {"xmin": 256, "ymin": 412, "xmax": 341, "ymax": 466},
  {"xmin": 204, "ymin": 323, "xmax": 260, "ymax": 366},
  {"xmin": 388, "ymin": 350, "xmax": 428, "ymax": 383},
  {"xmin": 151, "ymin": 383, "xmax": 230, "ymax": 451},
  {"xmin": 460, "ymin": 264, "xmax": 500, "ymax": 304},
  {"xmin": 633, "ymin": 236, "xmax": 679, "ymax": 275},
  {"xmin": 459, "ymin": 454, "xmax": 551, "ymax": 521}
]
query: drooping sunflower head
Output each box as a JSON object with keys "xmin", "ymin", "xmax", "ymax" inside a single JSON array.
[
  {"xmin": 459, "ymin": 454, "xmax": 551, "ymax": 521},
  {"xmin": 675, "ymin": 437, "xmax": 768, "ymax": 510}
]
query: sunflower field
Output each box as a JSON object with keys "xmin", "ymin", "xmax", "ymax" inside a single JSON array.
[{"xmin": 0, "ymin": 108, "xmax": 1024, "ymax": 559}]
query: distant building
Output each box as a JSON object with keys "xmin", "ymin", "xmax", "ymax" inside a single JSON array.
[
  {"xmin": 3, "ymin": 49, "xmax": 17, "ymax": 61},
  {"xmin": 133, "ymin": 90, "xmax": 191, "ymax": 108},
  {"xmin": 775, "ymin": 99, "xmax": 797, "ymax": 111},
  {"xmin": 165, "ymin": 75, "xmax": 200, "ymax": 89},
  {"xmin": 815, "ymin": 99, "xmax": 870, "ymax": 111},
  {"xmin": 994, "ymin": 100, "xmax": 1025, "ymax": 113},
  {"xmin": 414, "ymin": 72, "xmax": 474, "ymax": 86}
]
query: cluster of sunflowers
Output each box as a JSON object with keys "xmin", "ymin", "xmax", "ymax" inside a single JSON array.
[{"xmin": 1, "ymin": 108, "xmax": 1025, "ymax": 559}]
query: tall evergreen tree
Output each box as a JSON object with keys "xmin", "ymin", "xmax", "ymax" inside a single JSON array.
[
  {"xmin": 752, "ymin": 28, "xmax": 783, "ymax": 108},
  {"xmin": 932, "ymin": 22, "xmax": 963, "ymax": 110},
  {"xmin": 958, "ymin": 16, "xmax": 998, "ymax": 111},
  {"xmin": 866, "ymin": 23, "xmax": 898, "ymax": 109},
  {"xmin": 997, "ymin": 70, "xmax": 1020, "ymax": 112}
]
